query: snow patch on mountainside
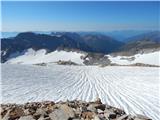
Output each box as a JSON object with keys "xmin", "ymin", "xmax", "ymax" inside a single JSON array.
[
  {"xmin": 6, "ymin": 48, "xmax": 85, "ymax": 65},
  {"xmin": 107, "ymin": 51, "xmax": 160, "ymax": 66},
  {"xmin": 5, "ymin": 48, "xmax": 160, "ymax": 66}
]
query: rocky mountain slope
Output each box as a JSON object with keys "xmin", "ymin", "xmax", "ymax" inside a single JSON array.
[
  {"xmin": 116, "ymin": 31, "xmax": 160, "ymax": 55},
  {"xmin": 82, "ymin": 34, "xmax": 124, "ymax": 53},
  {"xmin": 1, "ymin": 32, "xmax": 124, "ymax": 63}
]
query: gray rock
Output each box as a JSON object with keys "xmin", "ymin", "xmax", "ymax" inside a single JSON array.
[
  {"xmin": 19, "ymin": 115, "xmax": 35, "ymax": 120},
  {"xmin": 116, "ymin": 114, "xmax": 128, "ymax": 120},
  {"xmin": 49, "ymin": 106, "xmax": 75, "ymax": 120},
  {"xmin": 113, "ymin": 108, "xmax": 125, "ymax": 115},
  {"xmin": 59, "ymin": 104, "xmax": 75, "ymax": 118},
  {"xmin": 97, "ymin": 109, "xmax": 104, "ymax": 114},
  {"xmin": 87, "ymin": 104, "xmax": 97, "ymax": 112},
  {"xmin": 35, "ymin": 108, "xmax": 47, "ymax": 116},
  {"xmin": 49, "ymin": 109, "xmax": 69, "ymax": 120},
  {"xmin": 38, "ymin": 115, "xmax": 51, "ymax": 120},
  {"xmin": 104, "ymin": 109, "xmax": 116, "ymax": 119},
  {"xmin": 93, "ymin": 115, "xmax": 101, "ymax": 120},
  {"xmin": 23, "ymin": 109, "xmax": 30, "ymax": 116}
]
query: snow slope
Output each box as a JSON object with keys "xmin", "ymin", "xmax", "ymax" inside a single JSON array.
[
  {"xmin": 107, "ymin": 51, "xmax": 160, "ymax": 66},
  {"xmin": 1, "ymin": 64, "xmax": 160, "ymax": 120},
  {"xmin": 6, "ymin": 48, "xmax": 85, "ymax": 65},
  {"xmin": 5, "ymin": 49, "xmax": 160, "ymax": 66}
]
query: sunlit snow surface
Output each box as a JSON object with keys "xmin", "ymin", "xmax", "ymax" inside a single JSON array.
[
  {"xmin": 6, "ymin": 49, "xmax": 84, "ymax": 65},
  {"xmin": 1, "ymin": 64, "xmax": 160, "ymax": 120},
  {"xmin": 6, "ymin": 49, "xmax": 160, "ymax": 66},
  {"xmin": 107, "ymin": 51, "xmax": 160, "ymax": 66}
]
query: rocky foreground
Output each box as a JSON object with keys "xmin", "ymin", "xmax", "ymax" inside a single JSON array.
[{"xmin": 1, "ymin": 98, "xmax": 151, "ymax": 120}]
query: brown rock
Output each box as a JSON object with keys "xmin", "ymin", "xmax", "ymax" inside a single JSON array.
[
  {"xmin": 95, "ymin": 98, "xmax": 102, "ymax": 104},
  {"xmin": 2, "ymin": 109, "xmax": 10, "ymax": 120},
  {"xmin": 9, "ymin": 107, "xmax": 24, "ymax": 119},
  {"xmin": 81, "ymin": 111, "xmax": 94, "ymax": 120}
]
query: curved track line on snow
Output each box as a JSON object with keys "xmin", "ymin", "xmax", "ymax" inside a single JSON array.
[{"xmin": 2, "ymin": 64, "xmax": 160, "ymax": 120}]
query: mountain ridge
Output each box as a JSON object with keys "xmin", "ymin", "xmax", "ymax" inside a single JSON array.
[
  {"xmin": 1, "ymin": 32, "xmax": 124, "ymax": 62},
  {"xmin": 1, "ymin": 31, "xmax": 160, "ymax": 63}
]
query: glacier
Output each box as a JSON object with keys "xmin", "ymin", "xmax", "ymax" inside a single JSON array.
[{"xmin": 1, "ymin": 64, "xmax": 160, "ymax": 120}]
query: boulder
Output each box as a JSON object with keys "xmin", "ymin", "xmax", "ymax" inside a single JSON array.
[
  {"xmin": 19, "ymin": 115, "xmax": 35, "ymax": 120},
  {"xmin": 74, "ymin": 108, "xmax": 82, "ymax": 118},
  {"xmin": 49, "ymin": 109, "xmax": 70, "ymax": 120},
  {"xmin": 93, "ymin": 115, "xmax": 101, "ymax": 120},
  {"xmin": 49, "ymin": 104, "xmax": 75, "ymax": 120},
  {"xmin": 104, "ymin": 109, "xmax": 116, "ymax": 119},
  {"xmin": 87, "ymin": 104, "xmax": 97, "ymax": 112},
  {"xmin": 2, "ymin": 110, "xmax": 10, "ymax": 120},
  {"xmin": 23, "ymin": 109, "xmax": 30, "ymax": 115},
  {"xmin": 97, "ymin": 109, "xmax": 104, "ymax": 114},
  {"xmin": 81, "ymin": 111, "xmax": 94, "ymax": 120},
  {"xmin": 9, "ymin": 107, "xmax": 24, "ymax": 119},
  {"xmin": 95, "ymin": 98, "xmax": 102, "ymax": 104},
  {"xmin": 113, "ymin": 108, "xmax": 125, "ymax": 115},
  {"xmin": 38, "ymin": 115, "xmax": 51, "ymax": 120},
  {"xmin": 116, "ymin": 114, "xmax": 128, "ymax": 120},
  {"xmin": 33, "ymin": 108, "xmax": 47, "ymax": 119},
  {"xmin": 59, "ymin": 104, "xmax": 75, "ymax": 118}
]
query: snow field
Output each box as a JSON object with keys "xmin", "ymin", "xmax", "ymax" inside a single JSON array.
[
  {"xmin": 6, "ymin": 48, "xmax": 84, "ymax": 65},
  {"xmin": 1, "ymin": 64, "xmax": 160, "ymax": 120}
]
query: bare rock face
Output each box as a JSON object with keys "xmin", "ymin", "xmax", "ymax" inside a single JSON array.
[{"xmin": 0, "ymin": 98, "xmax": 152, "ymax": 120}]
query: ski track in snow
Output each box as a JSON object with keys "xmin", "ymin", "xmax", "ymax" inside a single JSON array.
[{"xmin": 1, "ymin": 64, "xmax": 160, "ymax": 120}]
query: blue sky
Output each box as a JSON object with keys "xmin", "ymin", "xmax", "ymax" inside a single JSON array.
[{"xmin": 1, "ymin": 1, "xmax": 159, "ymax": 32}]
